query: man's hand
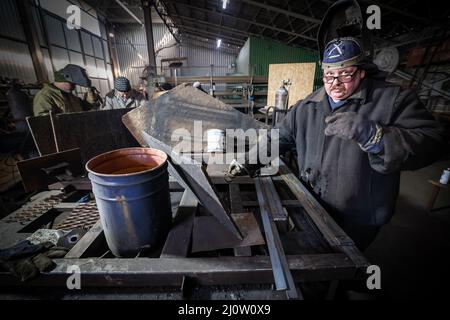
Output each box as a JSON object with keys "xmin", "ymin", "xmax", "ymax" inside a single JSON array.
[{"xmin": 324, "ymin": 111, "xmax": 374, "ymax": 144}]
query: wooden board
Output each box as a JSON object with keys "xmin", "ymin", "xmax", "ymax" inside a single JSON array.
[{"xmin": 267, "ymin": 63, "xmax": 316, "ymax": 108}]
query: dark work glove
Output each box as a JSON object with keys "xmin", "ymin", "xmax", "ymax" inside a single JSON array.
[
  {"xmin": 324, "ymin": 111, "xmax": 375, "ymax": 145},
  {"xmin": 0, "ymin": 240, "xmax": 68, "ymax": 282}
]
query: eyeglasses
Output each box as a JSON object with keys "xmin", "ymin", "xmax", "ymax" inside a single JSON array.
[{"xmin": 323, "ymin": 70, "xmax": 359, "ymax": 84}]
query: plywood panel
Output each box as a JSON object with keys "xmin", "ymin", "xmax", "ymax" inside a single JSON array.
[{"xmin": 267, "ymin": 63, "xmax": 316, "ymax": 108}]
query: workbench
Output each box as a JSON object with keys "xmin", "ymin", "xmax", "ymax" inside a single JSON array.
[{"xmin": 0, "ymin": 162, "xmax": 369, "ymax": 300}]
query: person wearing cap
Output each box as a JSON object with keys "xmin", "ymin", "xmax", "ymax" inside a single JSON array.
[
  {"xmin": 33, "ymin": 64, "xmax": 96, "ymax": 116},
  {"xmin": 228, "ymin": 37, "xmax": 447, "ymax": 250},
  {"xmin": 103, "ymin": 76, "xmax": 146, "ymax": 110}
]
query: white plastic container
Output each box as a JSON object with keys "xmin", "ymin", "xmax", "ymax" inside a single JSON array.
[
  {"xmin": 439, "ymin": 168, "xmax": 450, "ymax": 185},
  {"xmin": 206, "ymin": 129, "xmax": 226, "ymax": 153}
]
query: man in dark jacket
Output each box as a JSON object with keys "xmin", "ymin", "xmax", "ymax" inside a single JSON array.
[{"xmin": 229, "ymin": 37, "xmax": 447, "ymax": 250}]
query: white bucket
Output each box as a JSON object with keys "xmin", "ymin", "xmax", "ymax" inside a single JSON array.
[
  {"xmin": 206, "ymin": 129, "xmax": 226, "ymax": 153},
  {"xmin": 439, "ymin": 168, "xmax": 450, "ymax": 185}
]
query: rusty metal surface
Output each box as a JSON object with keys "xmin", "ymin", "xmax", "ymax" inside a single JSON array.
[
  {"xmin": 141, "ymin": 132, "xmax": 242, "ymax": 242},
  {"xmin": 53, "ymin": 201, "xmax": 99, "ymax": 231},
  {"xmin": 191, "ymin": 212, "xmax": 265, "ymax": 253},
  {"xmin": 122, "ymin": 85, "xmax": 266, "ymax": 152},
  {"xmin": 4, "ymin": 193, "xmax": 65, "ymax": 224}
]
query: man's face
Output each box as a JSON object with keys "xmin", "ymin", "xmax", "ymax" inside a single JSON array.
[
  {"xmin": 323, "ymin": 66, "xmax": 365, "ymax": 101},
  {"xmin": 116, "ymin": 90, "xmax": 131, "ymax": 100},
  {"xmin": 55, "ymin": 82, "xmax": 75, "ymax": 92}
]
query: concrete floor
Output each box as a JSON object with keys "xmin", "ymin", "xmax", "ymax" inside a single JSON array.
[{"xmin": 365, "ymin": 157, "xmax": 450, "ymax": 299}]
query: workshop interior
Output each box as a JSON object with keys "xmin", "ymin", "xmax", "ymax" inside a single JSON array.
[{"xmin": 0, "ymin": 0, "xmax": 449, "ymax": 301}]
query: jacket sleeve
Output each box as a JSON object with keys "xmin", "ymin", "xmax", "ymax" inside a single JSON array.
[
  {"xmin": 103, "ymin": 96, "xmax": 113, "ymax": 110},
  {"xmin": 33, "ymin": 92, "xmax": 53, "ymax": 116},
  {"xmin": 272, "ymin": 101, "xmax": 299, "ymax": 154},
  {"xmin": 368, "ymin": 89, "xmax": 447, "ymax": 174},
  {"xmin": 244, "ymin": 101, "xmax": 300, "ymax": 170}
]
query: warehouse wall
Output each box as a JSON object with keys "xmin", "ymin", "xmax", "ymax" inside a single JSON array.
[
  {"xmin": 0, "ymin": 0, "xmax": 38, "ymax": 84},
  {"xmin": 113, "ymin": 23, "xmax": 178, "ymax": 88},
  {"xmin": 0, "ymin": 0, "xmax": 113, "ymax": 98},
  {"xmin": 235, "ymin": 38, "xmax": 250, "ymax": 75},
  {"xmin": 114, "ymin": 24, "xmax": 238, "ymax": 87},
  {"xmin": 178, "ymin": 40, "xmax": 237, "ymax": 77}
]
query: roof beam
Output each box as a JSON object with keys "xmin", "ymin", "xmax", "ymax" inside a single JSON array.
[
  {"xmin": 170, "ymin": 14, "xmax": 256, "ymax": 39},
  {"xmin": 359, "ymin": 0, "xmax": 433, "ymax": 25},
  {"xmin": 162, "ymin": 0, "xmax": 316, "ymax": 42},
  {"xmin": 240, "ymin": 0, "xmax": 321, "ymax": 24},
  {"xmin": 178, "ymin": 25, "xmax": 245, "ymax": 45}
]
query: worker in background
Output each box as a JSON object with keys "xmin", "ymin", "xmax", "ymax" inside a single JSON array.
[
  {"xmin": 33, "ymin": 64, "xmax": 97, "ymax": 116},
  {"xmin": 103, "ymin": 76, "xmax": 146, "ymax": 110},
  {"xmin": 229, "ymin": 37, "xmax": 447, "ymax": 251}
]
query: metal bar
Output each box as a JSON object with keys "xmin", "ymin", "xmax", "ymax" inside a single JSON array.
[
  {"xmin": 114, "ymin": 0, "xmax": 144, "ymax": 26},
  {"xmin": 177, "ymin": 25, "xmax": 245, "ymax": 45},
  {"xmin": 260, "ymin": 177, "xmax": 289, "ymax": 232},
  {"xmin": 241, "ymin": 0, "xmax": 320, "ymax": 24},
  {"xmin": 49, "ymin": 112, "xmax": 59, "ymax": 153},
  {"xmin": 106, "ymin": 23, "xmax": 121, "ymax": 78},
  {"xmin": 163, "ymin": 0, "xmax": 316, "ymax": 42},
  {"xmin": 161, "ymin": 190, "xmax": 197, "ymax": 258},
  {"xmin": 229, "ymin": 184, "xmax": 252, "ymax": 257},
  {"xmin": 254, "ymin": 177, "xmax": 301, "ymax": 299},
  {"xmin": 278, "ymin": 162, "xmax": 369, "ymax": 268},
  {"xmin": 142, "ymin": 0, "xmax": 157, "ymax": 70},
  {"xmin": 171, "ymin": 14, "xmax": 257, "ymax": 39},
  {"xmin": 65, "ymin": 220, "xmax": 104, "ymax": 259},
  {"xmin": 241, "ymin": 200, "xmax": 302, "ymax": 207},
  {"xmin": 164, "ymin": 75, "xmax": 267, "ymax": 84},
  {"xmin": 153, "ymin": 0, "xmax": 181, "ymax": 43},
  {"xmin": 0, "ymin": 253, "xmax": 358, "ymax": 287}
]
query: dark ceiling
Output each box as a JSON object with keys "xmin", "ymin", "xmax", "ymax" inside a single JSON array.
[{"xmin": 89, "ymin": 0, "xmax": 449, "ymax": 53}]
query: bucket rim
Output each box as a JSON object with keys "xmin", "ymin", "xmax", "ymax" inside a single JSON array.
[{"xmin": 85, "ymin": 147, "xmax": 168, "ymax": 177}]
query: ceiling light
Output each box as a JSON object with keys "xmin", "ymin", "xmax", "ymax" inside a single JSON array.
[
  {"xmin": 217, "ymin": 39, "xmax": 222, "ymax": 48},
  {"xmin": 222, "ymin": 0, "xmax": 228, "ymax": 10}
]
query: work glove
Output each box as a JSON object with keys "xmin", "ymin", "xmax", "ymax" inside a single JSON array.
[
  {"xmin": 0, "ymin": 240, "xmax": 68, "ymax": 282},
  {"xmin": 227, "ymin": 159, "xmax": 261, "ymax": 178},
  {"xmin": 324, "ymin": 111, "xmax": 376, "ymax": 145}
]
